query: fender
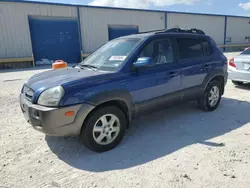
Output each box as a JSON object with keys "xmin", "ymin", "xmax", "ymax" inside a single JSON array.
[
  {"xmin": 86, "ymin": 89, "xmax": 134, "ymax": 121},
  {"xmin": 202, "ymin": 69, "xmax": 225, "ymax": 92}
]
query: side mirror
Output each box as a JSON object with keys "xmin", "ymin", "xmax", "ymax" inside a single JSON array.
[{"xmin": 133, "ymin": 57, "xmax": 153, "ymax": 68}]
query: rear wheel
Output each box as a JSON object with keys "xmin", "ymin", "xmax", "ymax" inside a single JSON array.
[
  {"xmin": 198, "ymin": 80, "xmax": 222, "ymax": 111},
  {"xmin": 232, "ymin": 80, "xmax": 244, "ymax": 86},
  {"xmin": 80, "ymin": 106, "xmax": 127, "ymax": 152}
]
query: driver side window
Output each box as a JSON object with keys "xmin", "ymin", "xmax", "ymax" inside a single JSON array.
[{"xmin": 139, "ymin": 38, "xmax": 174, "ymax": 65}]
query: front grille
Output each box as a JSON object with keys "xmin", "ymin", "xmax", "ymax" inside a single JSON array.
[{"xmin": 23, "ymin": 85, "xmax": 34, "ymax": 101}]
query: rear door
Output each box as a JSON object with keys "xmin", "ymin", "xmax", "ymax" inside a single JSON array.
[
  {"xmin": 176, "ymin": 37, "xmax": 213, "ymax": 91},
  {"xmin": 128, "ymin": 37, "xmax": 181, "ymax": 104}
]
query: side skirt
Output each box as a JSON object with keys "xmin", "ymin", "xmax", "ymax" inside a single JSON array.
[{"xmin": 133, "ymin": 86, "xmax": 203, "ymax": 118}]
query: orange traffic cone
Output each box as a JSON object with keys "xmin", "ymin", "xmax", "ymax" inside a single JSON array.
[{"xmin": 52, "ymin": 60, "xmax": 67, "ymax": 70}]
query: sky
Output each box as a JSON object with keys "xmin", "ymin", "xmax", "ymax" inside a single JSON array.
[{"xmin": 23, "ymin": 0, "xmax": 250, "ymax": 16}]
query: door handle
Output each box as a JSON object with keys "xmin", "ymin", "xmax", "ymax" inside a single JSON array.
[
  {"xmin": 204, "ymin": 64, "xmax": 212, "ymax": 68},
  {"xmin": 201, "ymin": 64, "xmax": 211, "ymax": 71},
  {"xmin": 168, "ymin": 71, "xmax": 179, "ymax": 77}
]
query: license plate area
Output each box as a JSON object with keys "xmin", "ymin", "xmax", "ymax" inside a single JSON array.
[{"xmin": 243, "ymin": 63, "xmax": 250, "ymax": 70}]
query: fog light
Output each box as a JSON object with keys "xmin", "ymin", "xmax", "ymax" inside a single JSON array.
[{"xmin": 32, "ymin": 109, "xmax": 40, "ymax": 120}]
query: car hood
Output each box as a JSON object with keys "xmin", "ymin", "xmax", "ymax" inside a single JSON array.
[{"xmin": 26, "ymin": 67, "xmax": 107, "ymax": 91}]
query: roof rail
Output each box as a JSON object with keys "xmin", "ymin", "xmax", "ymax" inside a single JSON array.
[
  {"xmin": 156, "ymin": 28, "xmax": 206, "ymax": 35},
  {"xmin": 138, "ymin": 29, "xmax": 166, "ymax": 34}
]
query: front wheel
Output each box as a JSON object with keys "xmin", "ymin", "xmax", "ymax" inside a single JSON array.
[
  {"xmin": 198, "ymin": 80, "xmax": 222, "ymax": 111},
  {"xmin": 80, "ymin": 106, "xmax": 127, "ymax": 152}
]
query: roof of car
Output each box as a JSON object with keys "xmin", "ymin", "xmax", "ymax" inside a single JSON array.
[
  {"xmin": 120, "ymin": 32, "xmax": 208, "ymax": 40},
  {"xmin": 120, "ymin": 28, "xmax": 208, "ymax": 40}
]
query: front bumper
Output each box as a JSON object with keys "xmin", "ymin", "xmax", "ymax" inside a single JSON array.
[
  {"xmin": 228, "ymin": 67, "xmax": 250, "ymax": 83},
  {"xmin": 20, "ymin": 93, "xmax": 95, "ymax": 136}
]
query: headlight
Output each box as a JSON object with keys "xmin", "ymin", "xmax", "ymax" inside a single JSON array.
[{"xmin": 37, "ymin": 86, "xmax": 64, "ymax": 107}]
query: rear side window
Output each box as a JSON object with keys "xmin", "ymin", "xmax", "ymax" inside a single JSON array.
[
  {"xmin": 201, "ymin": 40, "xmax": 213, "ymax": 56},
  {"xmin": 176, "ymin": 38, "xmax": 213, "ymax": 60},
  {"xmin": 177, "ymin": 38, "xmax": 203, "ymax": 59}
]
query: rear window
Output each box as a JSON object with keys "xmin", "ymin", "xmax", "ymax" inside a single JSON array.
[
  {"xmin": 177, "ymin": 38, "xmax": 213, "ymax": 60},
  {"xmin": 241, "ymin": 48, "xmax": 250, "ymax": 55},
  {"xmin": 177, "ymin": 38, "xmax": 203, "ymax": 59}
]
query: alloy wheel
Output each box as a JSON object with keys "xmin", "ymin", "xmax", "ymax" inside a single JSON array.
[{"xmin": 92, "ymin": 114, "xmax": 120, "ymax": 145}]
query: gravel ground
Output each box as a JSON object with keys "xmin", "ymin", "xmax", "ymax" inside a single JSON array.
[{"xmin": 1, "ymin": 53, "xmax": 250, "ymax": 188}]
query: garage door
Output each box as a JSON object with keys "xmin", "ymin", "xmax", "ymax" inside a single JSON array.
[
  {"xmin": 108, "ymin": 25, "xmax": 139, "ymax": 40},
  {"xmin": 29, "ymin": 16, "xmax": 81, "ymax": 65}
]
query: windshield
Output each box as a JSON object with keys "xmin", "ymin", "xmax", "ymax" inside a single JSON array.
[{"xmin": 80, "ymin": 38, "xmax": 142, "ymax": 71}]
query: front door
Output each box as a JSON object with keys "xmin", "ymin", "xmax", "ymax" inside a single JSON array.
[{"xmin": 126, "ymin": 38, "xmax": 181, "ymax": 112}]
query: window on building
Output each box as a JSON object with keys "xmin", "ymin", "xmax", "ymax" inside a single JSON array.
[
  {"xmin": 245, "ymin": 36, "xmax": 250, "ymax": 43},
  {"xmin": 226, "ymin": 37, "xmax": 231, "ymax": 43},
  {"xmin": 138, "ymin": 39, "xmax": 174, "ymax": 65}
]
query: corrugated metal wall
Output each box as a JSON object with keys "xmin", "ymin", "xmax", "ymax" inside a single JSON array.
[
  {"xmin": 226, "ymin": 17, "xmax": 250, "ymax": 44},
  {"xmin": 80, "ymin": 7, "xmax": 165, "ymax": 52},
  {"xmin": 167, "ymin": 13, "xmax": 225, "ymax": 44},
  {"xmin": 1, "ymin": 1, "xmax": 250, "ymax": 59},
  {"xmin": 0, "ymin": 2, "xmax": 77, "ymax": 58}
]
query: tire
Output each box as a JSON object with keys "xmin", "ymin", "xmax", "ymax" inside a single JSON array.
[
  {"xmin": 232, "ymin": 80, "xmax": 244, "ymax": 86},
  {"xmin": 198, "ymin": 80, "xmax": 222, "ymax": 111},
  {"xmin": 80, "ymin": 106, "xmax": 127, "ymax": 152}
]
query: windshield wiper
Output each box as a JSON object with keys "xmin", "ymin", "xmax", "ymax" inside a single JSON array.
[{"xmin": 79, "ymin": 64, "xmax": 97, "ymax": 70}]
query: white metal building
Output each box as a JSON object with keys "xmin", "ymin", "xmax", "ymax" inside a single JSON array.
[{"xmin": 1, "ymin": 0, "xmax": 250, "ymax": 67}]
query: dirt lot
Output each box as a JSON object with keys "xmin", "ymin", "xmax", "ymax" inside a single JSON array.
[{"xmin": 0, "ymin": 53, "xmax": 250, "ymax": 188}]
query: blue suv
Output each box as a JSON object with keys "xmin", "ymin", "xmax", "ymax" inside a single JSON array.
[{"xmin": 20, "ymin": 28, "xmax": 228, "ymax": 152}]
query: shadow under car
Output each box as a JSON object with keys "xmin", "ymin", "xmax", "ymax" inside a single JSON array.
[{"xmin": 45, "ymin": 97, "xmax": 250, "ymax": 172}]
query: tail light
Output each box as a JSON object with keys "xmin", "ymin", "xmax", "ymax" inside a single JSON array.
[{"xmin": 229, "ymin": 58, "xmax": 236, "ymax": 68}]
